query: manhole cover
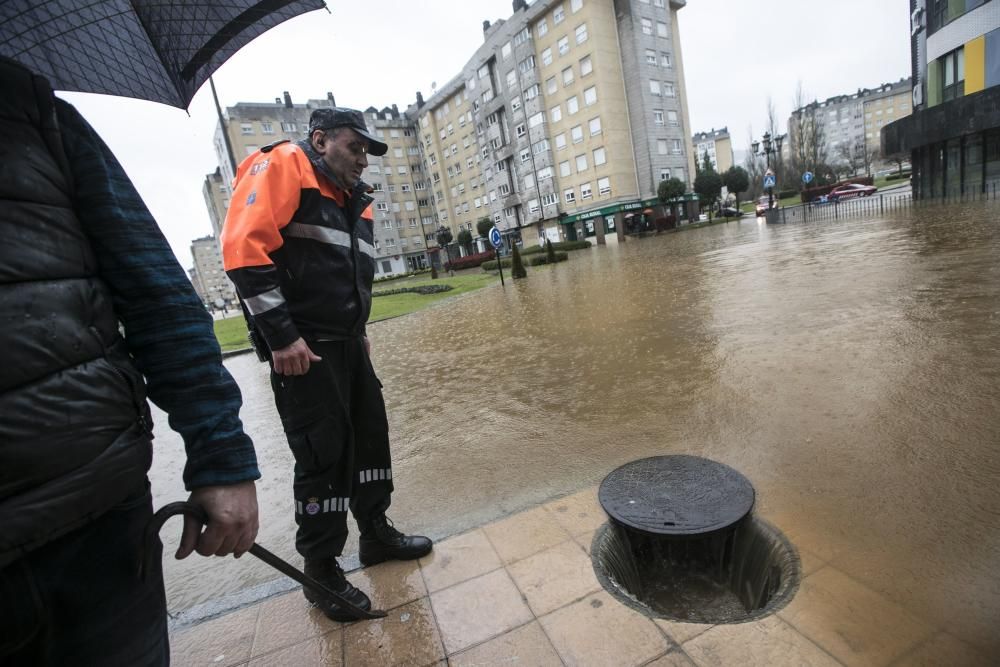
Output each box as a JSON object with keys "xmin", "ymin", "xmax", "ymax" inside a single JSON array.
[{"xmin": 599, "ymin": 455, "xmax": 755, "ymax": 536}]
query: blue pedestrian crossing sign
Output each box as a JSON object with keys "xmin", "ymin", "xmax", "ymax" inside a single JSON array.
[
  {"xmin": 802, "ymin": 171, "xmax": 814, "ymax": 184},
  {"xmin": 763, "ymin": 174, "xmax": 777, "ymax": 189},
  {"xmin": 489, "ymin": 226, "xmax": 502, "ymax": 249}
]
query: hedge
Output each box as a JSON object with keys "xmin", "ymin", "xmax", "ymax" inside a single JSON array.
[
  {"xmin": 886, "ymin": 172, "xmax": 912, "ymax": 181},
  {"xmin": 373, "ymin": 285, "xmax": 454, "ymax": 297},
  {"xmin": 520, "ymin": 240, "xmax": 591, "ymax": 255},
  {"xmin": 481, "ymin": 252, "xmax": 568, "ymax": 270},
  {"xmin": 444, "ymin": 250, "xmax": 495, "ymax": 271},
  {"xmin": 373, "ymin": 268, "xmax": 431, "ymax": 283}
]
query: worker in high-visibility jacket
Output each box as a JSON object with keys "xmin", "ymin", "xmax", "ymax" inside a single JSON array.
[{"xmin": 222, "ymin": 107, "xmax": 432, "ymax": 622}]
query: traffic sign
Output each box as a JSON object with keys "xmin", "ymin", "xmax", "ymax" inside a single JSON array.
[
  {"xmin": 763, "ymin": 174, "xmax": 776, "ymax": 189},
  {"xmin": 489, "ymin": 226, "xmax": 502, "ymax": 249},
  {"xmin": 802, "ymin": 171, "xmax": 814, "ymax": 184}
]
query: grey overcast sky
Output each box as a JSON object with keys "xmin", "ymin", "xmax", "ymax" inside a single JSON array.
[{"xmin": 61, "ymin": 0, "xmax": 911, "ymax": 270}]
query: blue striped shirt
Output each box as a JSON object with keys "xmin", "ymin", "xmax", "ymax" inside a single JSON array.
[{"xmin": 57, "ymin": 99, "xmax": 260, "ymax": 490}]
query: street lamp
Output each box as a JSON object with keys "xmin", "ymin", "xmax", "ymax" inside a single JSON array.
[{"xmin": 751, "ymin": 132, "xmax": 784, "ymax": 210}]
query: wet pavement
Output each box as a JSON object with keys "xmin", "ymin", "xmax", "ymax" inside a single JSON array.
[{"xmin": 153, "ymin": 200, "xmax": 1000, "ymax": 662}]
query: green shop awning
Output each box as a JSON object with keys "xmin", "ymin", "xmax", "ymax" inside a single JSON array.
[{"xmin": 558, "ymin": 196, "xmax": 692, "ymax": 224}]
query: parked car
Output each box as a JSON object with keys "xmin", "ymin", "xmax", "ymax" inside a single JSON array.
[
  {"xmin": 828, "ymin": 183, "xmax": 877, "ymax": 201},
  {"xmin": 755, "ymin": 196, "xmax": 773, "ymax": 216},
  {"xmin": 718, "ymin": 206, "xmax": 743, "ymax": 218}
]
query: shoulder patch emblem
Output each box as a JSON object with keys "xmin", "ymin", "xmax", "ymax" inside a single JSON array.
[
  {"xmin": 250, "ymin": 159, "xmax": 270, "ymax": 176},
  {"xmin": 246, "ymin": 191, "xmax": 257, "ymax": 206}
]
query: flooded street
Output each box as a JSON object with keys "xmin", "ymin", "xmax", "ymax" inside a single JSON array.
[{"xmin": 150, "ymin": 203, "xmax": 1000, "ymax": 652}]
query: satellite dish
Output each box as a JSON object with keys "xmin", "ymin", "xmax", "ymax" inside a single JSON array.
[{"xmin": 431, "ymin": 81, "xmax": 437, "ymax": 91}]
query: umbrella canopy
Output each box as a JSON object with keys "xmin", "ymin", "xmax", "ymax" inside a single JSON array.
[{"xmin": 0, "ymin": 0, "xmax": 327, "ymax": 109}]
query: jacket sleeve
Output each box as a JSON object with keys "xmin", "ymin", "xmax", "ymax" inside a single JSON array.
[
  {"xmin": 55, "ymin": 99, "xmax": 260, "ymax": 490},
  {"xmin": 221, "ymin": 147, "xmax": 302, "ymax": 351}
]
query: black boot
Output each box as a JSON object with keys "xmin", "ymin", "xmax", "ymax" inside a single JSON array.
[
  {"xmin": 358, "ymin": 515, "xmax": 433, "ymax": 566},
  {"xmin": 302, "ymin": 557, "xmax": 372, "ymax": 622}
]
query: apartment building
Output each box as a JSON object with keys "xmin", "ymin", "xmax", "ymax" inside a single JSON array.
[
  {"xmin": 411, "ymin": 0, "xmax": 694, "ymax": 245},
  {"xmin": 884, "ymin": 0, "xmax": 1000, "ymax": 198},
  {"xmin": 861, "ymin": 80, "xmax": 912, "ymax": 158},
  {"xmin": 190, "ymin": 235, "xmax": 237, "ymax": 308},
  {"xmin": 692, "ymin": 127, "xmax": 733, "ymax": 173}
]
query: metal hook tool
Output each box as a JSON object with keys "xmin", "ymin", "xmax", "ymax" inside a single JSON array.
[{"xmin": 141, "ymin": 501, "xmax": 385, "ymax": 621}]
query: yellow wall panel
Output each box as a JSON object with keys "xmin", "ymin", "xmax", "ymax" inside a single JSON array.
[{"xmin": 965, "ymin": 36, "xmax": 986, "ymax": 95}]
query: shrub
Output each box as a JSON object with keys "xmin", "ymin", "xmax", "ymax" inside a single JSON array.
[
  {"xmin": 886, "ymin": 171, "xmax": 911, "ymax": 181},
  {"xmin": 545, "ymin": 239, "xmax": 556, "ymax": 263},
  {"xmin": 520, "ymin": 239, "xmax": 591, "ymax": 256},
  {"xmin": 511, "ymin": 245, "xmax": 527, "ymax": 279},
  {"xmin": 527, "ymin": 251, "xmax": 568, "ymax": 266},
  {"xmin": 444, "ymin": 250, "xmax": 496, "ymax": 271},
  {"xmin": 777, "ymin": 188, "xmax": 798, "ymax": 199},
  {"xmin": 373, "ymin": 285, "xmax": 453, "ymax": 297}
]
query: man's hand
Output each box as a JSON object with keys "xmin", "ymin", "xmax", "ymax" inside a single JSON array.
[
  {"xmin": 176, "ymin": 481, "xmax": 259, "ymax": 559},
  {"xmin": 272, "ymin": 337, "xmax": 321, "ymax": 375}
]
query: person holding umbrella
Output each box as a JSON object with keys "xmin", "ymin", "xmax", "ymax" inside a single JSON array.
[{"xmin": 221, "ymin": 108, "xmax": 433, "ymax": 621}]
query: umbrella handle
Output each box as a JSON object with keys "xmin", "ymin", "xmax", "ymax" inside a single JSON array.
[{"xmin": 141, "ymin": 501, "xmax": 385, "ymax": 621}]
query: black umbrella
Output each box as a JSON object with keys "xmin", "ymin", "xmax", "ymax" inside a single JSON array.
[{"xmin": 0, "ymin": 0, "xmax": 327, "ymax": 109}]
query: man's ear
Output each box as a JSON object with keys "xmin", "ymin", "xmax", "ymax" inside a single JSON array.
[{"xmin": 310, "ymin": 129, "xmax": 327, "ymax": 152}]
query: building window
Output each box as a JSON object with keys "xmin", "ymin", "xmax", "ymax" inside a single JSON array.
[
  {"xmin": 558, "ymin": 36, "xmax": 570, "ymax": 56},
  {"xmin": 521, "ymin": 148, "xmax": 531, "ymax": 163},
  {"xmin": 529, "ymin": 198, "xmax": 540, "ymax": 213},
  {"xmin": 589, "ymin": 116, "xmax": 602, "ymax": 136},
  {"xmin": 554, "ymin": 4, "xmax": 565, "ymax": 24},
  {"xmin": 667, "ymin": 110, "xmax": 678, "ymax": 126},
  {"xmin": 537, "ymin": 18, "xmax": 548, "ymax": 37},
  {"xmin": 657, "ymin": 139, "xmax": 668, "ymax": 155},
  {"xmin": 555, "ymin": 133, "xmax": 567, "ymax": 150},
  {"xmin": 580, "ymin": 182, "xmax": 592, "ymax": 199},
  {"xmin": 584, "ymin": 86, "xmax": 597, "ymax": 106},
  {"xmin": 653, "ymin": 109, "xmax": 664, "ymax": 125},
  {"xmin": 563, "ymin": 66, "xmax": 574, "ymax": 85},
  {"xmin": 571, "ymin": 125, "xmax": 584, "ymax": 143},
  {"xmin": 593, "ymin": 147, "xmax": 606, "ymax": 166},
  {"xmin": 546, "ymin": 76, "xmax": 558, "ymax": 94},
  {"xmin": 550, "ymin": 105, "xmax": 562, "ymax": 123},
  {"xmin": 542, "ymin": 47, "xmax": 553, "ymax": 66},
  {"xmin": 660, "ymin": 52, "xmax": 672, "ymax": 68},
  {"xmin": 515, "ymin": 123, "xmax": 526, "ymax": 137},
  {"xmin": 660, "ymin": 168, "xmax": 671, "ymax": 181},
  {"xmin": 542, "ymin": 193, "xmax": 558, "ymax": 206},
  {"xmin": 529, "ymin": 112, "xmax": 544, "ymax": 128},
  {"xmin": 580, "ymin": 55, "xmax": 593, "ymax": 76},
  {"xmin": 564, "ymin": 188, "xmax": 576, "ymax": 203},
  {"xmin": 524, "ymin": 173, "xmax": 535, "ymax": 189},
  {"xmin": 645, "ymin": 49, "xmax": 657, "ymax": 65},
  {"xmin": 941, "ymin": 47, "xmax": 965, "ymax": 102},
  {"xmin": 575, "ymin": 23, "xmax": 588, "ymax": 44},
  {"xmin": 560, "ymin": 160, "xmax": 571, "ymax": 177},
  {"xmin": 598, "ymin": 177, "xmax": 611, "ymax": 195},
  {"xmin": 538, "ymin": 166, "xmax": 554, "ymax": 180},
  {"xmin": 650, "ymin": 80, "xmax": 661, "ymax": 96},
  {"xmin": 671, "ymin": 138, "xmax": 682, "ymax": 154},
  {"xmin": 240, "ymin": 123, "xmax": 254, "ymax": 135},
  {"xmin": 513, "ymin": 27, "xmax": 531, "ymax": 46},
  {"xmin": 576, "ymin": 153, "xmax": 588, "ymax": 171},
  {"xmin": 533, "ymin": 138, "xmax": 550, "ymax": 154},
  {"xmin": 511, "ymin": 96, "xmax": 522, "ymax": 112},
  {"xmin": 518, "ymin": 55, "xmax": 535, "ymax": 73},
  {"xmin": 280, "ymin": 122, "xmax": 297, "ymax": 132},
  {"xmin": 641, "ymin": 18, "xmax": 653, "ymax": 35},
  {"xmin": 260, "ymin": 122, "xmax": 274, "ymax": 134},
  {"xmin": 657, "ymin": 21, "xmax": 668, "ymax": 38},
  {"xmin": 571, "ymin": 0, "xmax": 583, "ymax": 11},
  {"xmin": 525, "ymin": 84, "xmax": 540, "ymax": 99},
  {"xmin": 567, "ymin": 96, "xmax": 579, "ymax": 115},
  {"xmin": 499, "ymin": 183, "xmax": 510, "ymax": 196},
  {"xmin": 506, "ymin": 70, "xmax": 517, "ymax": 89},
  {"xmin": 664, "ymin": 82, "xmax": 675, "ymax": 97}
]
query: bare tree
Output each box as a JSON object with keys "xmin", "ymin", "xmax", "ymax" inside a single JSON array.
[{"xmin": 744, "ymin": 123, "xmax": 765, "ymax": 200}]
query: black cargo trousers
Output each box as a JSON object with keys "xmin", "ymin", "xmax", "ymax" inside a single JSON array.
[{"xmin": 270, "ymin": 337, "xmax": 393, "ymax": 558}]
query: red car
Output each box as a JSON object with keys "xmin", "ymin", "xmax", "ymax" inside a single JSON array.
[{"xmin": 828, "ymin": 183, "xmax": 877, "ymax": 201}]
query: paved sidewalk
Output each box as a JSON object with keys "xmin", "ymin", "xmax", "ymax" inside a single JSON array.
[{"xmin": 169, "ymin": 486, "xmax": 992, "ymax": 666}]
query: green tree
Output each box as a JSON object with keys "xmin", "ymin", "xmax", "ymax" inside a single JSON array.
[
  {"xmin": 457, "ymin": 229, "xmax": 473, "ymax": 254},
  {"xmin": 694, "ymin": 155, "xmax": 723, "ymax": 219},
  {"xmin": 723, "ymin": 166, "xmax": 749, "ymax": 209},
  {"xmin": 657, "ymin": 177, "xmax": 686, "ymax": 220},
  {"xmin": 435, "ymin": 225, "xmax": 454, "ymax": 263},
  {"xmin": 511, "ymin": 244, "xmax": 527, "ymax": 279},
  {"xmin": 476, "ymin": 217, "xmax": 493, "ymax": 239},
  {"xmin": 545, "ymin": 238, "xmax": 557, "ymax": 263}
]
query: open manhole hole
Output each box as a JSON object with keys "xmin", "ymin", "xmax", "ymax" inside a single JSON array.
[{"xmin": 593, "ymin": 456, "xmax": 800, "ymax": 623}]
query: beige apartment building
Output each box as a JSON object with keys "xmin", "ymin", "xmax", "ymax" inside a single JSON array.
[
  {"xmin": 861, "ymin": 80, "xmax": 912, "ymax": 159},
  {"xmin": 692, "ymin": 127, "xmax": 733, "ymax": 173},
  {"xmin": 189, "ymin": 235, "xmax": 237, "ymax": 308},
  {"xmin": 203, "ymin": 0, "xmax": 694, "ymax": 274}
]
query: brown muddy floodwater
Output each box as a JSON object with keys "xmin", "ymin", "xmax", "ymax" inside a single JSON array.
[{"xmin": 150, "ymin": 202, "xmax": 1000, "ymax": 652}]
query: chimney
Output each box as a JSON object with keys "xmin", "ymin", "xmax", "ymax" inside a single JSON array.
[
  {"xmin": 283, "ymin": 91, "xmax": 292, "ymax": 108},
  {"xmin": 327, "ymin": 91, "xmax": 336, "ymax": 107},
  {"xmin": 513, "ymin": 0, "xmax": 527, "ymax": 11},
  {"xmin": 416, "ymin": 91, "xmax": 424, "ymax": 108},
  {"xmin": 275, "ymin": 97, "xmax": 281, "ymax": 104},
  {"xmin": 391, "ymin": 104, "xmax": 399, "ymax": 118},
  {"xmin": 483, "ymin": 20, "xmax": 490, "ymax": 32}
]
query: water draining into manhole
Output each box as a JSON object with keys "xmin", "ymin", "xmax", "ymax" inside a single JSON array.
[{"xmin": 593, "ymin": 456, "xmax": 799, "ymax": 623}]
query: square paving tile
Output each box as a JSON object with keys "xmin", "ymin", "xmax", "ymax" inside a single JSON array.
[
  {"xmin": 891, "ymin": 631, "xmax": 995, "ymax": 667},
  {"xmin": 507, "ymin": 539, "xmax": 602, "ymax": 616},
  {"xmin": 418, "ymin": 529, "xmax": 502, "ymax": 593},
  {"xmin": 170, "ymin": 604, "xmax": 259, "ymax": 667},
  {"xmin": 250, "ymin": 590, "xmax": 337, "ymax": 658},
  {"xmin": 348, "ymin": 559, "xmax": 427, "ymax": 611},
  {"xmin": 645, "ymin": 649, "xmax": 698, "ymax": 667},
  {"xmin": 482, "ymin": 505, "xmax": 572, "ymax": 564},
  {"xmin": 778, "ymin": 566, "xmax": 934, "ymax": 666},
  {"xmin": 683, "ymin": 615, "xmax": 839, "ymax": 666},
  {"xmin": 448, "ymin": 621, "xmax": 563, "ymax": 667},
  {"xmin": 574, "ymin": 529, "xmax": 598, "ymax": 554},
  {"xmin": 653, "ymin": 618, "xmax": 714, "ymax": 645},
  {"xmin": 247, "ymin": 630, "xmax": 342, "ymax": 666},
  {"xmin": 343, "ymin": 598, "xmax": 444, "ymax": 667},
  {"xmin": 798, "ymin": 546, "xmax": 826, "ymax": 578},
  {"xmin": 545, "ymin": 486, "xmax": 608, "ymax": 537},
  {"xmin": 430, "ymin": 568, "xmax": 534, "ymax": 655},
  {"xmin": 539, "ymin": 590, "xmax": 669, "ymax": 667}
]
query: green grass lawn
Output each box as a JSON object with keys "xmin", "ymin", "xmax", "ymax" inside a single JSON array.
[{"xmin": 214, "ymin": 272, "xmax": 499, "ymax": 352}]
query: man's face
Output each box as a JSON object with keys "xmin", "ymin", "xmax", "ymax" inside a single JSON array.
[{"xmin": 312, "ymin": 127, "xmax": 369, "ymax": 189}]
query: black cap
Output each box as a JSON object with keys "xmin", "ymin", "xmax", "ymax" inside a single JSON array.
[{"xmin": 308, "ymin": 107, "xmax": 388, "ymax": 156}]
